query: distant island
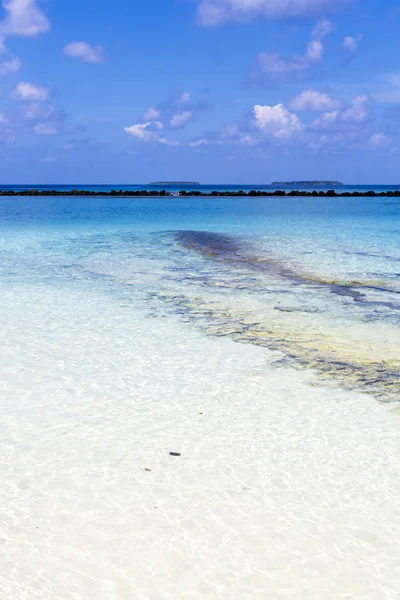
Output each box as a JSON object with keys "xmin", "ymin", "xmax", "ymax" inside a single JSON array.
[
  {"xmin": 150, "ymin": 181, "xmax": 200, "ymax": 186},
  {"xmin": 271, "ymin": 181, "xmax": 344, "ymax": 187}
]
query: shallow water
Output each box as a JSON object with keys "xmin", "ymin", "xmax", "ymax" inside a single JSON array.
[{"xmin": 0, "ymin": 195, "xmax": 400, "ymax": 598}]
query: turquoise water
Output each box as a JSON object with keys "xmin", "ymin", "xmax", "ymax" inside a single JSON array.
[
  {"xmin": 1, "ymin": 194, "xmax": 399, "ymax": 400},
  {"xmin": 1, "ymin": 193, "xmax": 400, "ymax": 599}
]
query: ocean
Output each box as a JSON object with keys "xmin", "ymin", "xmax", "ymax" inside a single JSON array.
[
  {"xmin": 1, "ymin": 193, "xmax": 399, "ymax": 599},
  {"xmin": 2, "ymin": 182, "xmax": 400, "ymax": 194}
]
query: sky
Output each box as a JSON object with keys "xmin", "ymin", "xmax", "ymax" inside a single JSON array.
[{"xmin": 0, "ymin": 0, "xmax": 400, "ymax": 184}]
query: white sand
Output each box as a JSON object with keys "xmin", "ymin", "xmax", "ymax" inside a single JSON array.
[{"xmin": 0, "ymin": 284, "xmax": 399, "ymax": 599}]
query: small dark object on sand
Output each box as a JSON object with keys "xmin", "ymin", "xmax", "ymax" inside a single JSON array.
[
  {"xmin": 144, "ymin": 468, "xmax": 152, "ymax": 472},
  {"xmin": 170, "ymin": 452, "xmax": 181, "ymax": 457}
]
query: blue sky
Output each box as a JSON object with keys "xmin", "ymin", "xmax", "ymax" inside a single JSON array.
[{"xmin": 0, "ymin": 0, "xmax": 400, "ymax": 183}]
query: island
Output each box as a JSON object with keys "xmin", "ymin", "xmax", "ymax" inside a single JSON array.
[
  {"xmin": 271, "ymin": 180, "xmax": 344, "ymax": 187},
  {"xmin": 150, "ymin": 181, "xmax": 200, "ymax": 186}
]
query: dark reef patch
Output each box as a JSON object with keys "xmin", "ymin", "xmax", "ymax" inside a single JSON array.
[{"xmin": 174, "ymin": 230, "xmax": 399, "ymax": 306}]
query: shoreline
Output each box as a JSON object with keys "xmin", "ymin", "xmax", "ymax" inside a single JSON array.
[
  {"xmin": 1, "ymin": 283, "xmax": 400, "ymax": 599},
  {"xmin": 1, "ymin": 188, "xmax": 400, "ymax": 197},
  {"xmin": 1, "ymin": 196, "xmax": 400, "ymax": 598}
]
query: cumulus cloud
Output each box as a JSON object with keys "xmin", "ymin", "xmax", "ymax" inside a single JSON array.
[
  {"xmin": 0, "ymin": 55, "xmax": 20, "ymax": 75},
  {"xmin": 290, "ymin": 89, "xmax": 342, "ymax": 111},
  {"xmin": 158, "ymin": 137, "xmax": 180, "ymax": 147},
  {"xmin": 369, "ymin": 133, "xmax": 391, "ymax": 149},
  {"xmin": 188, "ymin": 103, "xmax": 304, "ymax": 148},
  {"xmin": 16, "ymin": 96, "xmax": 69, "ymax": 138},
  {"xmin": 189, "ymin": 138, "xmax": 213, "ymax": 148},
  {"xmin": 0, "ymin": 0, "xmax": 50, "ymax": 37},
  {"xmin": 143, "ymin": 107, "xmax": 161, "ymax": 120},
  {"xmin": 247, "ymin": 19, "xmax": 332, "ymax": 87},
  {"xmin": 124, "ymin": 121, "xmax": 180, "ymax": 147},
  {"xmin": 253, "ymin": 103, "xmax": 303, "ymax": 138},
  {"xmin": 21, "ymin": 102, "xmax": 56, "ymax": 120},
  {"xmin": 339, "ymin": 95, "xmax": 370, "ymax": 123},
  {"xmin": 124, "ymin": 121, "xmax": 163, "ymax": 140},
  {"xmin": 142, "ymin": 89, "xmax": 213, "ymax": 129},
  {"xmin": 169, "ymin": 110, "xmax": 193, "ymax": 129},
  {"xmin": 63, "ymin": 41, "xmax": 106, "ymax": 64},
  {"xmin": 342, "ymin": 36, "xmax": 357, "ymax": 52},
  {"xmin": 312, "ymin": 18, "xmax": 334, "ymax": 39},
  {"xmin": 342, "ymin": 34, "xmax": 362, "ymax": 64},
  {"xmin": 310, "ymin": 95, "xmax": 370, "ymax": 130},
  {"xmin": 126, "ymin": 89, "xmax": 213, "ymax": 144},
  {"xmin": 13, "ymin": 81, "xmax": 49, "ymax": 100},
  {"xmin": 196, "ymin": 0, "xmax": 350, "ymax": 26},
  {"xmin": 188, "ymin": 93, "xmax": 387, "ymax": 155},
  {"xmin": 0, "ymin": 36, "xmax": 21, "ymax": 75}
]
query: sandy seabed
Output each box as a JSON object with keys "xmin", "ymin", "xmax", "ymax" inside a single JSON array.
[{"xmin": 0, "ymin": 284, "xmax": 399, "ymax": 600}]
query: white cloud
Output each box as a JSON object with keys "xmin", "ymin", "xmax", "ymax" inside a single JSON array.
[
  {"xmin": 0, "ymin": 55, "xmax": 21, "ymax": 75},
  {"xmin": 342, "ymin": 34, "xmax": 363, "ymax": 54},
  {"xmin": 369, "ymin": 133, "xmax": 391, "ymax": 149},
  {"xmin": 0, "ymin": 0, "xmax": 50, "ymax": 37},
  {"xmin": 22, "ymin": 102, "xmax": 56, "ymax": 120},
  {"xmin": 143, "ymin": 107, "xmax": 161, "ymax": 120},
  {"xmin": 127, "ymin": 89, "xmax": 212, "ymax": 145},
  {"xmin": 254, "ymin": 103, "xmax": 303, "ymax": 138},
  {"xmin": 158, "ymin": 137, "xmax": 180, "ymax": 146},
  {"xmin": 124, "ymin": 121, "xmax": 163, "ymax": 140},
  {"xmin": 34, "ymin": 122, "xmax": 58, "ymax": 135},
  {"xmin": 340, "ymin": 95, "xmax": 369, "ymax": 122},
  {"xmin": 196, "ymin": 0, "xmax": 349, "ymax": 26},
  {"xmin": 189, "ymin": 138, "xmax": 213, "ymax": 147},
  {"xmin": 0, "ymin": 36, "xmax": 22, "ymax": 75},
  {"xmin": 310, "ymin": 95, "xmax": 370, "ymax": 130},
  {"xmin": 169, "ymin": 110, "xmax": 193, "ymax": 128},
  {"xmin": 140, "ymin": 89, "xmax": 211, "ymax": 132},
  {"xmin": 342, "ymin": 34, "xmax": 362, "ymax": 63},
  {"xmin": 239, "ymin": 133, "xmax": 258, "ymax": 145},
  {"xmin": 305, "ymin": 39, "xmax": 323, "ymax": 62},
  {"xmin": 290, "ymin": 89, "xmax": 342, "ymax": 111},
  {"xmin": 343, "ymin": 35, "xmax": 357, "ymax": 52},
  {"xmin": 255, "ymin": 42, "xmax": 322, "ymax": 82},
  {"xmin": 312, "ymin": 18, "xmax": 334, "ymax": 39},
  {"xmin": 249, "ymin": 19, "xmax": 330, "ymax": 86},
  {"xmin": 310, "ymin": 110, "xmax": 340, "ymax": 130},
  {"xmin": 63, "ymin": 41, "xmax": 105, "ymax": 64},
  {"xmin": 14, "ymin": 81, "xmax": 49, "ymax": 100},
  {"xmin": 0, "ymin": 112, "xmax": 8, "ymax": 123}
]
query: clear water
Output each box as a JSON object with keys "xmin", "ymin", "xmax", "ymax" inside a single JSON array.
[
  {"xmin": 1, "ymin": 194, "xmax": 399, "ymax": 400},
  {"xmin": 1, "ymin": 194, "xmax": 400, "ymax": 599}
]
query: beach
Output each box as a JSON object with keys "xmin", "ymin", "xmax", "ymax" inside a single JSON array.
[{"xmin": 0, "ymin": 194, "xmax": 399, "ymax": 598}]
